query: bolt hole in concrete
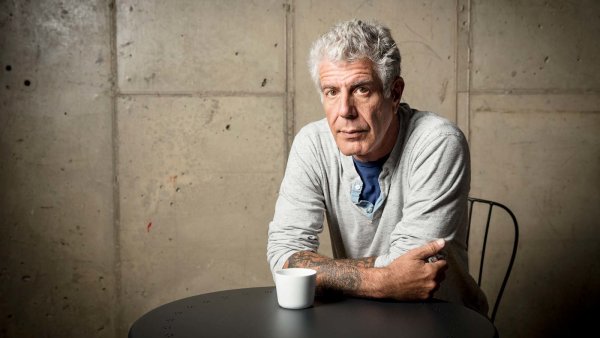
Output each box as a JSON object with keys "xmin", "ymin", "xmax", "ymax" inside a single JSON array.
[
  {"xmin": 5, "ymin": 65, "xmax": 11, "ymax": 71},
  {"xmin": 24, "ymin": 80, "xmax": 31, "ymax": 86}
]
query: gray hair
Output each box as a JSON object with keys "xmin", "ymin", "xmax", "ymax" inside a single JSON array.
[{"xmin": 308, "ymin": 19, "xmax": 401, "ymax": 98}]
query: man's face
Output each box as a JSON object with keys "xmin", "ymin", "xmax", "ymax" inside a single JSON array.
[{"xmin": 318, "ymin": 58, "xmax": 403, "ymax": 162}]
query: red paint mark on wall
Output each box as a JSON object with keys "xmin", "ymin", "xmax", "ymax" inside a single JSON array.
[
  {"xmin": 147, "ymin": 222, "xmax": 152, "ymax": 232},
  {"xmin": 169, "ymin": 175, "xmax": 178, "ymax": 189}
]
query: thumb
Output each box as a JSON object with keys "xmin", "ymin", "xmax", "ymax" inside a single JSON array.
[{"xmin": 408, "ymin": 238, "xmax": 445, "ymax": 259}]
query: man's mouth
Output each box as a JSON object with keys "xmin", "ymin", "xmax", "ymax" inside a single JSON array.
[
  {"xmin": 339, "ymin": 129, "xmax": 367, "ymax": 134},
  {"xmin": 338, "ymin": 129, "xmax": 367, "ymax": 139}
]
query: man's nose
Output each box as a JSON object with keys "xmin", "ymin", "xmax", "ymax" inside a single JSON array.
[{"xmin": 338, "ymin": 92, "xmax": 357, "ymax": 119}]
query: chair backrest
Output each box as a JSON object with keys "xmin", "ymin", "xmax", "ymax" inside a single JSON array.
[{"xmin": 466, "ymin": 197, "xmax": 519, "ymax": 323}]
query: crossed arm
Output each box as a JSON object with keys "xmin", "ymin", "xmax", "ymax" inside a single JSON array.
[{"xmin": 283, "ymin": 239, "xmax": 447, "ymax": 301}]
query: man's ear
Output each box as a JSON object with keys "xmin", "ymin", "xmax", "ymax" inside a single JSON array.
[{"xmin": 391, "ymin": 77, "xmax": 405, "ymax": 104}]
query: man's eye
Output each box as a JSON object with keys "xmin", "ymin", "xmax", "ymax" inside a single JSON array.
[
  {"xmin": 355, "ymin": 87, "xmax": 369, "ymax": 95},
  {"xmin": 325, "ymin": 89, "xmax": 337, "ymax": 97}
]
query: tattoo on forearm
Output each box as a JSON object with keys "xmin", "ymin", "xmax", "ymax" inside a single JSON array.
[{"xmin": 286, "ymin": 251, "xmax": 375, "ymax": 293}]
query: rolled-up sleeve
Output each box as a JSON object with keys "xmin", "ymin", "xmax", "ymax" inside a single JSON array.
[
  {"xmin": 375, "ymin": 130, "xmax": 470, "ymax": 267},
  {"xmin": 267, "ymin": 130, "xmax": 326, "ymax": 272}
]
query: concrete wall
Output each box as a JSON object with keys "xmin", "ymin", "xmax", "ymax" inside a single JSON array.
[
  {"xmin": 1, "ymin": 1, "xmax": 598, "ymax": 337},
  {"xmin": 0, "ymin": 1, "xmax": 116, "ymax": 337}
]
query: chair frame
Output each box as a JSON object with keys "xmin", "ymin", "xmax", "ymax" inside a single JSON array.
[{"xmin": 466, "ymin": 197, "xmax": 519, "ymax": 323}]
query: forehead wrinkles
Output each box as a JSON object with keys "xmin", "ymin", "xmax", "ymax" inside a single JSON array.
[{"xmin": 318, "ymin": 60, "xmax": 375, "ymax": 89}]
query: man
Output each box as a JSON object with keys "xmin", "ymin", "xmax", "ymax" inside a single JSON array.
[{"xmin": 267, "ymin": 19, "xmax": 488, "ymax": 314}]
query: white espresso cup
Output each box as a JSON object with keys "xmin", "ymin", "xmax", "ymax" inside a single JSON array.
[{"xmin": 274, "ymin": 268, "xmax": 317, "ymax": 309}]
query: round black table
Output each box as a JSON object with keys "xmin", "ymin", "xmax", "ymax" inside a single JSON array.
[{"xmin": 129, "ymin": 287, "xmax": 497, "ymax": 338}]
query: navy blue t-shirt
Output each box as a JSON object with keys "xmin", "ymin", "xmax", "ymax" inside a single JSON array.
[{"xmin": 352, "ymin": 156, "xmax": 388, "ymax": 205}]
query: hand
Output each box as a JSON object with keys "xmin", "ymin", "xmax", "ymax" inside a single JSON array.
[{"xmin": 378, "ymin": 239, "xmax": 448, "ymax": 300}]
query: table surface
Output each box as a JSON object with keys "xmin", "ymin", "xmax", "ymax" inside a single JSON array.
[{"xmin": 129, "ymin": 286, "xmax": 498, "ymax": 338}]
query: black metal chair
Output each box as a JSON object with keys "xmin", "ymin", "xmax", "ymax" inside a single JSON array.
[{"xmin": 466, "ymin": 197, "xmax": 519, "ymax": 323}]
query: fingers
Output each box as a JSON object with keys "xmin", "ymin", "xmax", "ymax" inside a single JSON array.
[
  {"xmin": 383, "ymin": 240, "xmax": 448, "ymax": 300},
  {"xmin": 431, "ymin": 258, "xmax": 448, "ymax": 271},
  {"xmin": 407, "ymin": 238, "xmax": 446, "ymax": 260},
  {"xmin": 431, "ymin": 260, "xmax": 448, "ymax": 294},
  {"xmin": 416, "ymin": 259, "xmax": 446, "ymax": 299}
]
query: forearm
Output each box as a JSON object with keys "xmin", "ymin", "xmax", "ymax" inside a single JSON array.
[{"xmin": 284, "ymin": 251, "xmax": 386, "ymax": 298}]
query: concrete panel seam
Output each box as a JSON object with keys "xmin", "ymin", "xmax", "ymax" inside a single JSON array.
[
  {"xmin": 284, "ymin": 0, "xmax": 295, "ymax": 169},
  {"xmin": 456, "ymin": 0, "xmax": 472, "ymax": 141},
  {"xmin": 466, "ymin": 0, "xmax": 472, "ymax": 143},
  {"xmin": 117, "ymin": 91, "xmax": 285, "ymax": 98},
  {"xmin": 470, "ymin": 89, "xmax": 600, "ymax": 95},
  {"xmin": 472, "ymin": 110, "xmax": 600, "ymax": 115},
  {"xmin": 109, "ymin": 0, "xmax": 122, "ymax": 336}
]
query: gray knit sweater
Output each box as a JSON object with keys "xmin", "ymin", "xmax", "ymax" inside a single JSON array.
[{"xmin": 267, "ymin": 103, "xmax": 488, "ymax": 314}]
